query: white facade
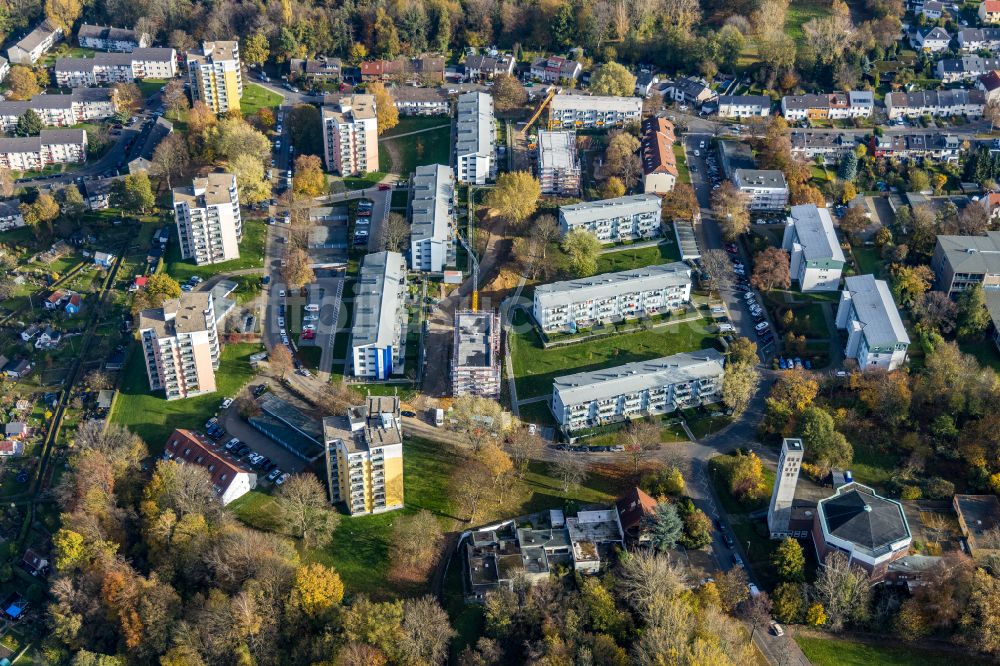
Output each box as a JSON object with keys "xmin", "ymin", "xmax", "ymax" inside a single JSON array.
[
  {"xmin": 780, "ymin": 91, "xmax": 874, "ymax": 120},
  {"xmin": 322, "ymin": 95, "xmax": 379, "ymax": 175},
  {"xmin": 173, "ymin": 173, "xmax": 242, "ymax": 265},
  {"xmin": 0, "ymin": 200, "xmax": 24, "ymax": 231},
  {"xmin": 532, "ymin": 262, "xmax": 691, "ymax": 332},
  {"xmin": 351, "ymin": 252, "xmax": 408, "ymax": 380},
  {"xmin": 0, "ymin": 89, "xmax": 118, "ymax": 132},
  {"xmin": 139, "ymin": 293, "xmax": 219, "ymax": 400},
  {"xmin": 732, "ymin": 169, "xmax": 789, "ymax": 211},
  {"xmin": 885, "ymin": 89, "xmax": 986, "ymax": 119},
  {"xmin": 0, "ymin": 130, "xmax": 87, "ymax": 171},
  {"xmin": 717, "ymin": 95, "xmax": 771, "ymax": 118},
  {"xmin": 914, "ymin": 27, "xmax": 952, "ymax": 52},
  {"xmin": 7, "ymin": 21, "xmax": 62, "ymax": 65},
  {"xmin": 55, "ymin": 48, "xmax": 177, "ymax": 87},
  {"xmin": 164, "ymin": 430, "xmax": 255, "ymax": 505},
  {"xmin": 836, "ymin": 274, "xmax": 910, "ymax": 371},
  {"xmin": 547, "ymin": 94, "xmax": 642, "ymax": 129},
  {"xmin": 187, "ymin": 41, "xmax": 242, "ymax": 114},
  {"xmin": 782, "ymin": 204, "xmax": 845, "ymax": 292},
  {"xmin": 559, "ymin": 194, "xmax": 662, "ymax": 243},
  {"xmin": 77, "ymin": 24, "xmax": 151, "ymax": 52},
  {"xmin": 455, "ymin": 92, "xmax": 495, "ymax": 184},
  {"xmin": 409, "ymin": 164, "xmax": 455, "ymax": 272},
  {"xmin": 538, "ymin": 130, "xmax": 581, "ymax": 195},
  {"xmin": 767, "ymin": 438, "xmax": 804, "ymax": 539}
]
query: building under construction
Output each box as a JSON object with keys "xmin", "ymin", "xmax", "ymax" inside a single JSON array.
[{"xmin": 452, "ymin": 310, "xmax": 501, "ymax": 398}]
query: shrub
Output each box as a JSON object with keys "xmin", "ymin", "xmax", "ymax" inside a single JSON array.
[{"xmin": 900, "ymin": 485, "xmax": 922, "ymax": 500}]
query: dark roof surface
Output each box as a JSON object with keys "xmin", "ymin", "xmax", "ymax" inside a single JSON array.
[{"xmin": 821, "ymin": 485, "xmax": 909, "ymax": 551}]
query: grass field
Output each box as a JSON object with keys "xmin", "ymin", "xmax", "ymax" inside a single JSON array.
[
  {"xmin": 381, "ymin": 117, "xmax": 451, "ymax": 139},
  {"xmin": 674, "ymin": 144, "xmax": 691, "ymax": 184},
  {"xmin": 509, "ymin": 309, "xmax": 720, "ymax": 399},
  {"xmin": 379, "ymin": 117, "xmax": 451, "ymax": 176},
  {"xmin": 595, "ymin": 240, "xmax": 683, "ymax": 274},
  {"xmin": 785, "ymin": 0, "xmax": 833, "ymax": 43},
  {"xmin": 240, "ymin": 83, "xmax": 284, "ymax": 116},
  {"xmin": 138, "ymin": 79, "xmax": 168, "ymax": 99},
  {"xmin": 163, "ymin": 220, "xmax": 266, "ymax": 281},
  {"xmin": 853, "ymin": 246, "xmax": 886, "ymax": 278},
  {"xmin": 795, "ymin": 635, "xmax": 993, "ymax": 666},
  {"xmin": 111, "ymin": 342, "xmax": 260, "ymax": 449}
]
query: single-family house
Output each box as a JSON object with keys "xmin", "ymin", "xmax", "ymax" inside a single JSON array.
[
  {"xmin": 20, "ymin": 324, "xmax": 39, "ymax": 341},
  {"xmin": 981, "ymin": 0, "xmax": 1000, "ymax": 24},
  {"xmin": 0, "ymin": 441, "xmax": 24, "ymax": 456},
  {"xmin": 44, "ymin": 290, "xmax": 65, "ymax": 310},
  {"xmin": 920, "ymin": 0, "xmax": 946, "ymax": 18},
  {"xmin": 616, "ymin": 487, "xmax": 658, "ymax": 544},
  {"xmin": 65, "ymin": 293, "xmax": 81, "ymax": 315},
  {"xmin": 529, "ymin": 56, "xmax": 582, "ymax": 83},
  {"xmin": 22, "ymin": 549, "xmax": 48, "ymax": 576},
  {"xmin": 634, "ymin": 71, "xmax": 660, "ymax": 97},
  {"xmin": 4, "ymin": 422, "xmax": 28, "ymax": 439},
  {"xmin": 3, "ymin": 359, "xmax": 33, "ymax": 379},
  {"xmin": 915, "ymin": 26, "xmax": 952, "ymax": 52},
  {"xmin": 94, "ymin": 251, "xmax": 115, "ymax": 267},
  {"xmin": 664, "ymin": 76, "xmax": 715, "ymax": 106},
  {"xmin": 717, "ymin": 94, "xmax": 771, "ymax": 118},
  {"xmin": 35, "ymin": 327, "xmax": 62, "ymax": 349},
  {"xmin": 0, "ymin": 199, "xmax": 25, "ymax": 231}
]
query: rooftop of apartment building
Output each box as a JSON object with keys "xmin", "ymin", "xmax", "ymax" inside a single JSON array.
[
  {"xmin": 560, "ymin": 194, "xmax": 660, "ymax": 225},
  {"xmin": 322, "ymin": 395, "xmax": 402, "ymax": 453},
  {"xmin": 537, "ymin": 130, "xmax": 578, "ymax": 171},
  {"xmin": 138, "ymin": 292, "xmax": 213, "ymax": 337},
  {"xmin": 455, "ymin": 91, "xmax": 493, "ymax": 156},
  {"xmin": 842, "ymin": 274, "xmax": 910, "ymax": 347},
  {"xmin": 55, "ymin": 47, "xmax": 175, "ymax": 72},
  {"xmin": 12, "ymin": 20, "xmax": 61, "ymax": 53},
  {"xmin": 188, "ymin": 40, "xmax": 238, "ymax": 64},
  {"xmin": 410, "ymin": 164, "xmax": 452, "ymax": 243},
  {"xmin": 936, "ymin": 230, "xmax": 1000, "ymax": 274},
  {"xmin": 352, "ymin": 251, "xmax": 406, "ymax": 348},
  {"xmin": 735, "ymin": 169, "xmax": 787, "ymax": 188},
  {"xmin": 77, "ymin": 24, "xmax": 143, "ymax": 42},
  {"xmin": 640, "ymin": 116, "xmax": 677, "ymax": 177},
  {"xmin": 173, "ymin": 173, "xmax": 236, "ymax": 208},
  {"xmin": 0, "ymin": 129, "xmax": 86, "ymax": 152},
  {"xmin": 323, "ymin": 94, "xmax": 377, "ymax": 123},
  {"xmin": 165, "ymin": 429, "xmax": 254, "ymax": 488},
  {"xmin": 535, "ymin": 261, "xmax": 690, "ymax": 309},
  {"xmin": 787, "ymin": 204, "xmax": 846, "ymax": 262},
  {"xmin": 549, "ymin": 93, "xmax": 642, "ymax": 113},
  {"xmin": 454, "ymin": 310, "xmax": 497, "ymax": 369},
  {"xmin": 0, "ymin": 88, "xmax": 114, "ymax": 114}
]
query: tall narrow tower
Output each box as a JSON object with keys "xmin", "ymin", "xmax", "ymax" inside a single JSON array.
[{"xmin": 767, "ymin": 438, "xmax": 804, "ymax": 539}]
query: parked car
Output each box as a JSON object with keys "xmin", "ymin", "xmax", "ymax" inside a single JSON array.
[
  {"xmin": 267, "ymin": 468, "xmax": 282, "ymax": 481},
  {"xmin": 770, "ymin": 622, "xmax": 784, "ymax": 637},
  {"xmin": 733, "ymin": 553, "xmax": 745, "ymax": 568},
  {"xmin": 276, "ymin": 473, "xmax": 289, "ymax": 485},
  {"xmin": 754, "ymin": 321, "xmax": 769, "ymax": 332},
  {"xmin": 401, "ymin": 410, "xmax": 416, "ymax": 417}
]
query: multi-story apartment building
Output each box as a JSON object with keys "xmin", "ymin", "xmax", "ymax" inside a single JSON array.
[
  {"xmin": 0, "ymin": 89, "xmax": 118, "ymax": 131},
  {"xmin": 77, "ymin": 24, "xmax": 151, "ymax": 52},
  {"xmin": 884, "ymin": 89, "xmax": 985, "ymax": 119},
  {"xmin": 7, "ymin": 20, "xmax": 62, "ymax": 65},
  {"xmin": 717, "ymin": 95, "xmax": 771, "ymax": 118},
  {"xmin": 187, "ymin": 40, "xmax": 242, "ymax": 114},
  {"xmin": 0, "ymin": 130, "xmax": 87, "ymax": 171},
  {"xmin": 455, "ymin": 92, "xmax": 496, "ymax": 184},
  {"xmin": 322, "ymin": 94, "xmax": 379, "ymax": 175},
  {"xmin": 139, "ymin": 291, "xmax": 220, "ymax": 400},
  {"xmin": 322, "ymin": 396, "xmax": 405, "ymax": 516},
  {"xmin": 538, "ymin": 130, "xmax": 581, "ymax": 195},
  {"xmin": 529, "ymin": 55, "xmax": 582, "ymax": 82},
  {"xmin": 732, "ymin": 169, "xmax": 789, "ymax": 210},
  {"xmin": 164, "ymin": 429, "xmax": 255, "ymax": 504},
  {"xmin": 172, "ymin": 173, "xmax": 242, "ymax": 265},
  {"xmin": 836, "ymin": 274, "xmax": 910, "ymax": 370},
  {"xmin": 959, "ymin": 27, "xmax": 1000, "ymax": 50},
  {"xmin": 452, "ymin": 310, "xmax": 501, "ymax": 398},
  {"xmin": 932, "ymin": 231, "xmax": 1000, "ymax": 295},
  {"xmin": 780, "ymin": 91, "xmax": 874, "ymax": 120},
  {"xmin": 547, "ymin": 94, "xmax": 642, "ymax": 129},
  {"xmin": 640, "ymin": 116, "xmax": 677, "ymax": 195},
  {"xmin": 532, "ymin": 261, "xmax": 692, "ymax": 332},
  {"xmin": 559, "ymin": 194, "xmax": 662, "ymax": 243},
  {"xmin": 409, "ymin": 164, "xmax": 455, "ymax": 272},
  {"xmin": 351, "ymin": 251, "xmax": 408, "ymax": 379},
  {"xmin": 937, "ymin": 56, "xmax": 1000, "ymax": 82},
  {"xmin": 551, "ymin": 350, "xmax": 725, "ymax": 433},
  {"xmin": 392, "ymin": 86, "xmax": 449, "ymax": 116},
  {"xmin": 55, "ymin": 48, "xmax": 177, "ymax": 87},
  {"xmin": 782, "ymin": 204, "xmax": 846, "ymax": 292}
]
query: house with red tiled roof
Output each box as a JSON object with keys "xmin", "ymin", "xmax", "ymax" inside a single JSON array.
[
  {"xmin": 0, "ymin": 441, "xmax": 23, "ymax": 456},
  {"xmin": 981, "ymin": 191, "xmax": 1000, "ymax": 219},
  {"xmin": 981, "ymin": 0, "xmax": 1000, "ymax": 23},
  {"xmin": 640, "ymin": 116, "xmax": 678, "ymax": 195},
  {"xmin": 616, "ymin": 487, "xmax": 659, "ymax": 544},
  {"xmin": 163, "ymin": 429, "xmax": 256, "ymax": 505},
  {"xmin": 978, "ymin": 70, "xmax": 1000, "ymax": 103}
]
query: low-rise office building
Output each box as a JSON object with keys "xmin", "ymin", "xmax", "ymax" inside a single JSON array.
[
  {"xmin": 559, "ymin": 194, "xmax": 661, "ymax": 243},
  {"xmin": 322, "ymin": 94, "xmax": 379, "ymax": 176},
  {"xmin": 164, "ymin": 429, "xmax": 255, "ymax": 504},
  {"xmin": 836, "ymin": 274, "xmax": 910, "ymax": 370},
  {"xmin": 931, "ymin": 231, "xmax": 1000, "ymax": 295},
  {"xmin": 77, "ymin": 24, "xmax": 151, "ymax": 52},
  {"xmin": 7, "ymin": 20, "xmax": 62, "ymax": 65},
  {"xmin": 173, "ymin": 173, "xmax": 241, "ymax": 265},
  {"xmin": 782, "ymin": 204, "xmax": 845, "ymax": 292},
  {"xmin": 551, "ymin": 350, "xmax": 725, "ymax": 432},
  {"xmin": 409, "ymin": 163, "xmax": 455, "ymax": 272},
  {"xmin": 0, "ymin": 89, "xmax": 118, "ymax": 132},
  {"xmin": 322, "ymin": 396, "xmax": 405, "ymax": 516},
  {"xmin": 780, "ymin": 91, "xmax": 874, "ymax": 120},
  {"xmin": 885, "ymin": 89, "xmax": 985, "ymax": 119},
  {"xmin": 640, "ymin": 116, "xmax": 677, "ymax": 194},
  {"xmin": 717, "ymin": 95, "xmax": 771, "ymax": 117},
  {"xmin": 538, "ymin": 130, "xmax": 581, "ymax": 195},
  {"xmin": 55, "ymin": 48, "xmax": 177, "ymax": 87},
  {"xmin": 0, "ymin": 130, "xmax": 87, "ymax": 171},
  {"xmin": 547, "ymin": 93, "xmax": 642, "ymax": 129},
  {"xmin": 732, "ymin": 169, "xmax": 789, "ymax": 210},
  {"xmin": 532, "ymin": 262, "xmax": 691, "ymax": 332},
  {"xmin": 455, "ymin": 92, "xmax": 496, "ymax": 184},
  {"xmin": 351, "ymin": 252, "xmax": 408, "ymax": 379},
  {"xmin": 452, "ymin": 310, "xmax": 501, "ymax": 398},
  {"xmin": 139, "ymin": 292, "xmax": 220, "ymax": 400}
]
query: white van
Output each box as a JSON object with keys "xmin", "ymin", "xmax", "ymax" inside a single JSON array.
[
  {"xmin": 304, "ymin": 304, "xmax": 320, "ymax": 312},
  {"xmin": 434, "ymin": 408, "xmax": 444, "ymax": 427}
]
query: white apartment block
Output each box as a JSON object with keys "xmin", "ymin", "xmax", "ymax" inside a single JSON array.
[
  {"xmin": 455, "ymin": 92, "xmax": 495, "ymax": 184},
  {"xmin": 884, "ymin": 89, "xmax": 985, "ymax": 119},
  {"xmin": 836, "ymin": 274, "xmax": 910, "ymax": 371},
  {"xmin": 139, "ymin": 292, "xmax": 220, "ymax": 400},
  {"xmin": 452, "ymin": 310, "xmax": 501, "ymax": 399},
  {"xmin": 717, "ymin": 95, "xmax": 771, "ymax": 118},
  {"xmin": 732, "ymin": 169, "xmax": 789, "ymax": 211},
  {"xmin": 551, "ymin": 350, "xmax": 725, "ymax": 432},
  {"xmin": 187, "ymin": 40, "xmax": 242, "ymax": 114},
  {"xmin": 77, "ymin": 24, "xmax": 151, "ymax": 52},
  {"xmin": 547, "ymin": 94, "xmax": 642, "ymax": 129},
  {"xmin": 322, "ymin": 95, "xmax": 379, "ymax": 176},
  {"xmin": 780, "ymin": 91, "xmax": 874, "ymax": 120},
  {"xmin": 559, "ymin": 194, "xmax": 662, "ymax": 243},
  {"xmin": 173, "ymin": 173, "xmax": 242, "ymax": 265},
  {"xmin": 55, "ymin": 48, "xmax": 177, "ymax": 87},
  {"xmin": 409, "ymin": 164, "xmax": 455, "ymax": 272},
  {"xmin": 538, "ymin": 130, "xmax": 581, "ymax": 195},
  {"xmin": 351, "ymin": 252, "xmax": 408, "ymax": 380},
  {"xmin": 0, "ymin": 130, "xmax": 87, "ymax": 171},
  {"xmin": 0, "ymin": 89, "xmax": 118, "ymax": 132},
  {"xmin": 532, "ymin": 262, "xmax": 692, "ymax": 332},
  {"xmin": 7, "ymin": 20, "xmax": 62, "ymax": 65},
  {"xmin": 782, "ymin": 204, "xmax": 846, "ymax": 292}
]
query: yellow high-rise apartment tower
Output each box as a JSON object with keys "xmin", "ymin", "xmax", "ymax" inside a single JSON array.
[
  {"xmin": 322, "ymin": 396, "xmax": 404, "ymax": 515},
  {"xmin": 187, "ymin": 40, "xmax": 242, "ymax": 114}
]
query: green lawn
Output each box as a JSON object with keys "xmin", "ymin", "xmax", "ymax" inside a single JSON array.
[
  {"xmin": 595, "ymin": 240, "xmax": 683, "ymax": 274},
  {"xmin": 795, "ymin": 635, "xmax": 994, "ymax": 666},
  {"xmin": 517, "ymin": 400, "xmax": 558, "ymax": 428},
  {"xmin": 110, "ymin": 342, "xmax": 261, "ymax": 449},
  {"xmin": 785, "ymin": 0, "xmax": 833, "ymax": 43},
  {"xmin": 138, "ymin": 78, "xmax": 168, "ymax": 99},
  {"xmin": 240, "ymin": 83, "xmax": 284, "ymax": 116},
  {"xmin": 381, "ymin": 117, "xmax": 451, "ymax": 139},
  {"xmin": 788, "ymin": 303, "xmax": 829, "ymax": 339},
  {"xmin": 510, "ymin": 309, "xmax": 720, "ymax": 399},
  {"xmin": 673, "ymin": 143, "xmax": 691, "ymax": 184},
  {"xmin": 379, "ymin": 126, "xmax": 451, "ymax": 176},
  {"xmin": 341, "ymin": 172, "xmax": 388, "ymax": 190},
  {"xmin": 959, "ymin": 338, "xmax": 1000, "ymax": 372},
  {"xmin": 852, "ymin": 245, "xmax": 886, "ymax": 279},
  {"xmin": 163, "ymin": 220, "xmax": 266, "ymax": 281}
]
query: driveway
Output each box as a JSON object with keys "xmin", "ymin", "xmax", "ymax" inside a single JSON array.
[{"xmin": 220, "ymin": 405, "xmax": 308, "ymax": 476}]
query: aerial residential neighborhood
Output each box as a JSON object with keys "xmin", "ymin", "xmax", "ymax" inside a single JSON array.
[{"xmin": 0, "ymin": 0, "xmax": 998, "ymax": 664}]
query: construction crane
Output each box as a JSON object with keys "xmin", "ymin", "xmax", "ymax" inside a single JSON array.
[
  {"xmin": 520, "ymin": 86, "xmax": 559, "ymax": 141},
  {"xmin": 457, "ymin": 232, "xmax": 479, "ymax": 311}
]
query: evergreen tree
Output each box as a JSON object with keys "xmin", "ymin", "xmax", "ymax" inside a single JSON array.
[
  {"xmin": 837, "ymin": 152, "xmax": 858, "ymax": 182},
  {"xmin": 647, "ymin": 502, "xmax": 683, "ymax": 552}
]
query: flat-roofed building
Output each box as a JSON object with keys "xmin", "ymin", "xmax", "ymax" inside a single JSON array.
[
  {"xmin": 836, "ymin": 274, "xmax": 910, "ymax": 370},
  {"xmin": 77, "ymin": 24, "xmax": 151, "ymax": 52},
  {"xmin": 640, "ymin": 116, "xmax": 677, "ymax": 194},
  {"xmin": 139, "ymin": 292, "xmax": 219, "ymax": 400},
  {"xmin": 452, "ymin": 310, "xmax": 501, "ymax": 398},
  {"xmin": 782, "ymin": 204, "xmax": 846, "ymax": 291},
  {"xmin": 538, "ymin": 130, "xmax": 581, "ymax": 195},
  {"xmin": 551, "ymin": 350, "xmax": 725, "ymax": 432},
  {"xmin": 409, "ymin": 164, "xmax": 455, "ymax": 272},
  {"xmin": 163, "ymin": 429, "xmax": 255, "ymax": 504},
  {"xmin": 187, "ymin": 40, "xmax": 242, "ymax": 114},
  {"xmin": 455, "ymin": 92, "xmax": 495, "ymax": 184},
  {"xmin": 55, "ymin": 48, "xmax": 177, "ymax": 87},
  {"xmin": 323, "ymin": 396, "xmax": 404, "ymax": 516},
  {"xmin": 351, "ymin": 251, "xmax": 408, "ymax": 379},
  {"xmin": 532, "ymin": 262, "xmax": 691, "ymax": 332},
  {"xmin": 732, "ymin": 169, "xmax": 789, "ymax": 210},
  {"xmin": 547, "ymin": 93, "xmax": 642, "ymax": 129},
  {"xmin": 559, "ymin": 194, "xmax": 661, "ymax": 243},
  {"xmin": 172, "ymin": 173, "xmax": 241, "ymax": 265},
  {"xmin": 7, "ymin": 20, "xmax": 62, "ymax": 65},
  {"xmin": 717, "ymin": 95, "xmax": 771, "ymax": 118},
  {"xmin": 0, "ymin": 89, "xmax": 118, "ymax": 132},
  {"xmin": 952, "ymin": 494, "xmax": 1000, "ymax": 559},
  {"xmin": 932, "ymin": 231, "xmax": 1000, "ymax": 295},
  {"xmin": 322, "ymin": 94, "xmax": 379, "ymax": 175}
]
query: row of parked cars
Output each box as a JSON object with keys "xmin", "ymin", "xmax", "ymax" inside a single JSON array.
[
  {"xmin": 554, "ymin": 444, "xmax": 626, "ymax": 453},
  {"xmin": 353, "ymin": 199, "xmax": 374, "ymax": 247},
  {"xmin": 203, "ymin": 416, "xmax": 288, "ymax": 485},
  {"xmin": 180, "ymin": 275, "xmax": 203, "ymax": 292}
]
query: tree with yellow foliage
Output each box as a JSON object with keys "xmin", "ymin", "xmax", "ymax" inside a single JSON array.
[
  {"xmin": 368, "ymin": 82, "xmax": 399, "ymax": 134},
  {"xmin": 44, "ymin": 0, "xmax": 83, "ymax": 33},
  {"xmin": 288, "ymin": 562, "xmax": 344, "ymax": 620}
]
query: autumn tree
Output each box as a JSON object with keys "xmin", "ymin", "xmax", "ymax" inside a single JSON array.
[
  {"xmin": 550, "ymin": 450, "xmax": 588, "ymax": 492},
  {"xmin": 230, "ymin": 153, "xmax": 272, "ymax": 205},
  {"xmin": 813, "ymin": 551, "xmax": 871, "ymax": 631},
  {"xmin": 797, "ymin": 406, "xmax": 853, "ymax": 472},
  {"xmin": 480, "ymin": 442, "xmax": 515, "ymax": 505},
  {"xmin": 914, "ymin": 291, "xmax": 958, "ymax": 334},
  {"xmin": 701, "ymin": 248, "xmax": 736, "ymax": 290},
  {"xmin": 269, "ymin": 344, "xmax": 293, "ymax": 379},
  {"xmin": 617, "ymin": 417, "xmax": 661, "ymax": 476},
  {"xmin": 600, "ymin": 176, "xmax": 626, "ymax": 199},
  {"xmin": 390, "ymin": 509, "xmax": 444, "ymax": 573},
  {"xmin": 714, "ymin": 566, "xmax": 749, "ymax": 613},
  {"xmin": 724, "ymin": 451, "xmax": 767, "ymax": 503},
  {"xmin": 368, "ymin": 82, "xmax": 399, "ymax": 134},
  {"xmin": 113, "ymin": 82, "xmax": 144, "ymax": 118},
  {"xmin": 281, "ymin": 247, "xmax": 316, "ymax": 289},
  {"xmin": 293, "ymin": 154, "xmax": 327, "ymax": 197},
  {"xmin": 288, "ymin": 562, "xmax": 344, "ymax": 621},
  {"xmin": 20, "ymin": 193, "xmax": 60, "ymax": 239},
  {"xmin": 562, "ymin": 228, "xmax": 602, "ymax": 277},
  {"xmin": 163, "ymin": 79, "xmax": 189, "ymax": 118},
  {"xmin": 503, "ymin": 427, "xmax": 542, "ymax": 477},
  {"xmin": 216, "ymin": 118, "xmax": 272, "ymax": 164},
  {"xmin": 773, "ymin": 537, "xmax": 805, "ymax": 582},
  {"xmin": 590, "ymin": 61, "xmax": 637, "ymax": 96},
  {"xmin": 243, "ymin": 32, "xmax": 270, "ymax": 68},
  {"xmin": 891, "ymin": 264, "xmax": 934, "ymax": 307},
  {"xmin": 7, "ymin": 66, "xmax": 41, "ymax": 100},
  {"xmin": 713, "ymin": 182, "xmax": 750, "ymax": 240},
  {"xmin": 662, "ymin": 182, "xmax": 699, "ymax": 220},
  {"xmin": 604, "ymin": 131, "xmax": 642, "ymax": 189},
  {"xmin": 151, "ymin": 133, "xmax": 190, "ymax": 190},
  {"xmin": 111, "ymin": 172, "xmax": 155, "ymax": 215},
  {"xmin": 750, "ymin": 247, "xmax": 791, "ymax": 291},
  {"xmin": 839, "ymin": 206, "xmax": 869, "ymax": 241},
  {"xmin": 485, "ymin": 171, "xmax": 541, "ymax": 225},
  {"xmin": 447, "ymin": 395, "xmax": 511, "ymax": 451},
  {"xmin": 491, "ymin": 73, "xmax": 527, "ymax": 112},
  {"xmin": 44, "ymin": 0, "xmax": 82, "ymax": 32},
  {"xmin": 957, "ymin": 283, "xmax": 990, "ymax": 338},
  {"xmin": 274, "ymin": 474, "xmax": 340, "ymax": 548},
  {"xmin": 722, "ymin": 343, "xmax": 760, "ymax": 417},
  {"xmin": 378, "ymin": 213, "xmax": 410, "ymax": 253},
  {"xmin": 772, "ymin": 582, "xmax": 805, "ymax": 623},
  {"xmin": 131, "ymin": 273, "xmax": 182, "ymax": 316}
]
